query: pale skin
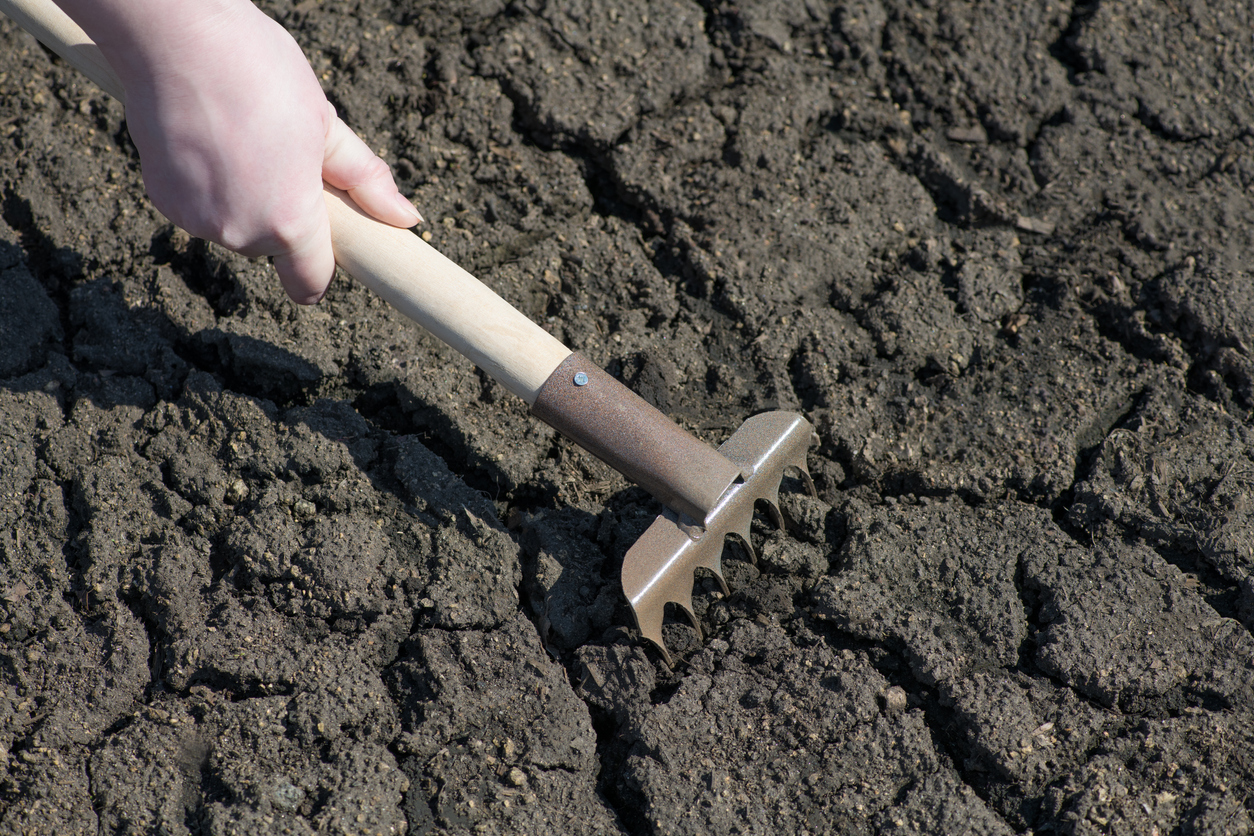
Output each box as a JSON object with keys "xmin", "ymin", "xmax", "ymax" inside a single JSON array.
[{"xmin": 54, "ymin": 0, "xmax": 421, "ymax": 304}]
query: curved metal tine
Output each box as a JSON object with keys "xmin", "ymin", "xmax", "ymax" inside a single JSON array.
[
  {"xmin": 729, "ymin": 518, "xmax": 756, "ymax": 565},
  {"xmin": 708, "ymin": 566, "xmax": 731, "ymax": 597},
  {"xmin": 794, "ymin": 461, "xmax": 818, "ymax": 497},
  {"xmin": 635, "ymin": 612, "xmax": 673, "ymax": 667},
  {"xmin": 760, "ymin": 495, "xmax": 784, "ymax": 529},
  {"xmin": 694, "ymin": 545, "xmax": 731, "ymax": 597},
  {"xmin": 674, "ymin": 596, "xmax": 703, "ymax": 642}
]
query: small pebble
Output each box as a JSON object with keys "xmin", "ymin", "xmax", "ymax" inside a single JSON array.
[
  {"xmin": 225, "ymin": 478, "xmax": 248, "ymax": 504},
  {"xmin": 271, "ymin": 779, "xmax": 305, "ymax": 812}
]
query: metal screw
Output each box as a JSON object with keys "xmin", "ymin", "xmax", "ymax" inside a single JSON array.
[{"xmin": 573, "ymin": 372, "xmax": 589, "ymax": 386}]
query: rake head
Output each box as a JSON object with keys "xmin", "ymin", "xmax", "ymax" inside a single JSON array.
[
  {"xmin": 620, "ymin": 411, "xmax": 817, "ymax": 665},
  {"xmin": 528, "ymin": 355, "xmax": 817, "ymax": 664}
]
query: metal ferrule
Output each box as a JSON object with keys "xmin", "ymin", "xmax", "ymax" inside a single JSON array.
[{"xmin": 530, "ymin": 353, "xmax": 742, "ymax": 522}]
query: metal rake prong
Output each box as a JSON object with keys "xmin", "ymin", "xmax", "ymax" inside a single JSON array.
[
  {"xmin": 621, "ymin": 411, "xmax": 817, "ymax": 664},
  {"xmin": 692, "ymin": 540, "xmax": 731, "ymax": 596},
  {"xmin": 638, "ymin": 620, "xmax": 673, "ymax": 667},
  {"xmin": 795, "ymin": 461, "xmax": 818, "ymax": 497},
  {"xmin": 762, "ymin": 496, "xmax": 784, "ymax": 529},
  {"xmin": 675, "ymin": 598, "xmax": 703, "ymax": 640},
  {"xmin": 709, "ymin": 566, "xmax": 731, "ymax": 597},
  {"xmin": 729, "ymin": 519, "xmax": 756, "ymax": 564}
]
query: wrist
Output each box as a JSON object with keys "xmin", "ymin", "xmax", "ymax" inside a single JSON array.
[{"xmin": 54, "ymin": 0, "xmax": 256, "ymax": 85}]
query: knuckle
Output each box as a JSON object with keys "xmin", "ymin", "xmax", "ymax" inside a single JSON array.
[
  {"xmin": 342, "ymin": 153, "xmax": 392, "ymax": 191},
  {"xmin": 361, "ymin": 153, "xmax": 392, "ymax": 182},
  {"xmin": 212, "ymin": 209, "xmax": 314, "ymax": 257},
  {"xmin": 214, "ymin": 223, "xmax": 254, "ymax": 253},
  {"xmin": 266, "ymin": 210, "xmax": 317, "ymax": 252}
]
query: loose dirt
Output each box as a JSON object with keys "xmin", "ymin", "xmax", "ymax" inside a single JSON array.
[{"xmin": 1, "ymin": 1, "xmax": 1252, "ymax": 834}]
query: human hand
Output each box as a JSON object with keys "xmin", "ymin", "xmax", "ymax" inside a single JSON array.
[{"xmin": 58, "ymin": 0, "xmax": 421, "ymax": 304}]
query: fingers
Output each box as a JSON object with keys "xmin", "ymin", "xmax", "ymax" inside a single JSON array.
[
  {"xmin": 281, "ymin": 106, "xmax": 416, "ymax": 306},
  {"xmin": 322, "ymin": 103, "xmax": 423, "ymax": 229},
  {"xmin": 271, "ymin": 200, "xmax": 336, "ymax": 305}
]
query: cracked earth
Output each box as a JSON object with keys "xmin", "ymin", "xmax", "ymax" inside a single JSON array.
[{"xmin": 1, "ymin": 1, "xmax": 1253, "ymax": 834}]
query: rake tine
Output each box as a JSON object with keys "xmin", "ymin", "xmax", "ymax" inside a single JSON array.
[
  {"xmin": 762, "ymin": 495, "xmax": 784, "ymax": 529},
  {"xmin": 796, "ymin": 462, "xmax": 818, "ymax": 497},
  {"xmin": 709, "ymin": 567, "xmax": 731, "ymax": 597},
  {"xmin": 692, "ymin": 537, "xmax": 731, "ymax": 596},
  {"xmin": 676, "ymin": 598, "xmax": 703, "ymax": 640},
  {"xmin": 730, "ymin": 516, "xmax": 756, "ymax": 564},
  {"xmin": 621, "ymin": 411, "xmax": 817, "ymax": 663}
]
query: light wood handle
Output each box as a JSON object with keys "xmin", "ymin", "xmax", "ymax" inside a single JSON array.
[
  {"xmin": 324, "ymin": 189, "xmax": 570, "ymax": 401},
  {"xmin": 1, "ymin": 0, "xmax": 572, "ymax": 404},
  {"xmin": 0, "ymin": 0, "xmax": 125, "ymax": 102}
]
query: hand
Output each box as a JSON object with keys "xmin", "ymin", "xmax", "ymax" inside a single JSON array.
[{"xmin": 58, "ymin": 0, "xmax": 422, "ymax": 304}]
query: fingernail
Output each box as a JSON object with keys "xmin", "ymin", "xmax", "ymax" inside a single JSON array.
[{"xmin": 396, "ymin": 193, "xmax": 423, "ymax": 226}]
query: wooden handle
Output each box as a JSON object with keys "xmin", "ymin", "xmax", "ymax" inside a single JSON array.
[
  {"xmin": 0, "ymin": 0, "xmax": 125, "ymax": 102},
  {"xmin": 1, "ymin": 0, "xmax": 572, "ymax": 404},
  {"xmin": 324, "ymin": 189, "xmax": 569, "ymax": 401}
]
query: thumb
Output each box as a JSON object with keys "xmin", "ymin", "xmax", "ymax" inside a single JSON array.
[
  {"xmin": 272, "ymin": 200, "xmax": 336, "ymax": 305},
  {"xmin": 322, "ymin": 103, "xmax": 422, "ymax": 228}
]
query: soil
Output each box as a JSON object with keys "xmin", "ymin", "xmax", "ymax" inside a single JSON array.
[{"xmin": 1, "ymin": 0, "xmax": 1253, "ymax": 834}]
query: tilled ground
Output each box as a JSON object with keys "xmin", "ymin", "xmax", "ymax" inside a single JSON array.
[{"xmin": 1, "ymin": 1, "xmax": 1253, "ymax": 834}]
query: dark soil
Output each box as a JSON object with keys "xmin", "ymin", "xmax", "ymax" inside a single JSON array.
[{"xmin": 2, "ymin": 1, "xmax": 1253, "ymax": 833}]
